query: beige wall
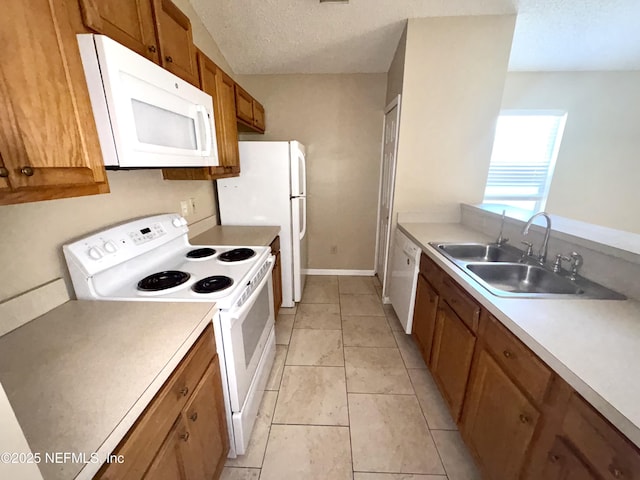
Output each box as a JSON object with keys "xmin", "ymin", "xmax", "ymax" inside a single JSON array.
[
  {"xmin": 172, "ymin": 0, "xmax": 234, "ymax": 75},
  {"xmin": 501, "ymin": 72, "xmax": 640, "ymax": 234},
  {"xmin": 0, "ymin": 171, "xmax": 215, "ymax": 301},
  {"xmin": 393, "ymin": 15, "xmax": 515, "ymax": 222},
  {"xmin": 386, "ymin": 25, "xmax": 407, "ymax": 105},
  {"xmin": 236, "ymin": 74, "xmax": 387, "ymax": 270}
]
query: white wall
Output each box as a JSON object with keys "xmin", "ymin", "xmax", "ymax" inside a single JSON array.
[
  {"xmin": 237, "ymin": 74, "xmax": 387, "ymax": 270},
  {"xmin": 386, "ymin": 24, "xmax": 407, "ymax": 106},
  {"xmin": 393, "ymin": 15, "xmax": 516, "ymax": 223},
  {"xmin": 501, "ymin": 72, "xmax": 640, "ymax": 234}
]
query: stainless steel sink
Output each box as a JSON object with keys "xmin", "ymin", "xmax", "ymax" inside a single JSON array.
[
  {"xmin": 466, "ymin": 263, "xmax": 583, "ymax": 295},
  {"xmin": 429, "ymin": 242, "xmax": 625, "ymax": 300},
  {"xmin": 433, "ymin": 243, "xmax": 522, "ymax": 263}
]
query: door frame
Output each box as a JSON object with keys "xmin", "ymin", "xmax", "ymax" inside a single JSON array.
[{"xmin": 374, "ymin": 94, "xmax": 401, "ymax": 301}]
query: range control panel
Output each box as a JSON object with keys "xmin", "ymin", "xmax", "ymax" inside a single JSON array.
[
  {"xmin": 63, "ymin": 214, "xmax": 189, "ymax": 276},
  {"xmin": 128, "ymin": 223, "xmax": 166, "ymax": 245}
]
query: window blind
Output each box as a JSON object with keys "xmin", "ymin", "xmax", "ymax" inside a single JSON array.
[{"xmin": 483, "ymin": 112, "xmax": 567, "ymax": 210}]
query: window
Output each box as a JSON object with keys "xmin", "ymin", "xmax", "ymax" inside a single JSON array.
[{"xmin": 483, "ymin": 111, "xmax": 567, "ymax": 212}]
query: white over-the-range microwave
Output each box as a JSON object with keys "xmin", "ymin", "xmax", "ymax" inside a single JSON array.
[{"xmin": 77, "ymin": 34, "xmax": 218, "ymax": 168}]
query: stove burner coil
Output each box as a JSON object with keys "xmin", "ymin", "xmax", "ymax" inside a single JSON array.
[
  {"xmin": 191, "ymin": 276, "xmax": 234, "ymax": 294},
  {"xmin": 137, "ymin": 271, "xmax": 191, "ymax": 291},
  {"xmin": 186, "ymin": 248, "xmax": 217, "ymax": 259},
  {"xmin": 218, "ymin": 248, "xmax": 256, "ymax": 262}
]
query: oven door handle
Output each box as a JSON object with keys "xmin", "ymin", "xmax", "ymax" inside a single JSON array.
[{"xmin": 228, "ymin": 256, "xmax": 275, "ymax": 323}]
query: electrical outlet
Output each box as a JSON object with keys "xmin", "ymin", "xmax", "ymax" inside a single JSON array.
[
  {"xmin": 330, "ymin": 245, "xmax": 338, "ymax": 254},
  {"xmin": 189, "ymin": 197, "xmax": 196, "ymax": 214},
  {"xmin": 180, "ymin": 200, "xmax": 189, "ymax": 217}
]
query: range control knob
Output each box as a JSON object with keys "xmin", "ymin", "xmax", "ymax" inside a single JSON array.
[
  {"xmin": 103, "ymin": 241, "xmax": 117, "ymax": 253},
  {"xmin": 172, "ymin": 217, "xmax": 183, "ymax": 228},
  {"xmin": 88, "ymin": 247, "xmax": 103, "ymax": 260}
]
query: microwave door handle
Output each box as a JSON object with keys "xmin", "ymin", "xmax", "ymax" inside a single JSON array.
[{"xmin": 196, "ymin": 105, "xmax": 212, "ymax": 157}]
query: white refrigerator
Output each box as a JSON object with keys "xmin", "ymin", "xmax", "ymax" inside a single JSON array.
[{"xmin": 217, "ymin": 141, "xmax": 308, "ymax": 307}]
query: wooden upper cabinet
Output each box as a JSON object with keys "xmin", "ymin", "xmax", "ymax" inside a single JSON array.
[
  {"xmin": 253, "ymin": 101, "xmax": 265, "ymax": 132},
  {"xmin": 151, "ymin": 0, "xmax": 198, "ymax": 86},
  {"xmin": 162, "ymin": 51, "xmax": 240, "ymax": 181},
  {"xmin": 235, "ymin": 84, "xmax": 254, "ymax": 125},
  {"xmin": 0, "ymin": 0, "xmax": 109, "ymax": 206},
  {"xmin": 78, "ymin": 0, "xmax": 159, "ymax": 63},
  {"xmin": 0, "ymin": 151, "xmax": 12, "ymax": 192},
  {"xmin": 461, "ymin": 348, "xmax": 541, "ymax": 480}
]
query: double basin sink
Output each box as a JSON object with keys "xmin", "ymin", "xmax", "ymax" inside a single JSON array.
[{"xmin": 429, "ymin": 243, "xmax": 625, "ymax": 300}]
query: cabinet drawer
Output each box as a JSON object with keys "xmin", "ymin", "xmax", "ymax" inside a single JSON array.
[
  {"xmin": 97, "ymin": 325, "xmax": 216, "ymax": 480},
  {"xmin": 480, "ymin": 312, "xmax": 552, "ymax": 405},
  {"xmin": 440, "ymin": 276, "xmax": 480, "ymax": 332},
  {"xmin": 419, "ymin": 253, "xmax": 442, "ymax": 291},
  {"xmin": 562, "ymin": 393, "xmax": 640, "ymax": 480},
  {"xmin": 270, "ymin": 235, "xmax": 280, "ymax": 254}
]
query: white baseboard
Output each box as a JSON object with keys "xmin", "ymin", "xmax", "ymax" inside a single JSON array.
[{"xmin": 304, "ymin": 269, "xmax": 375, "ymax": 276}]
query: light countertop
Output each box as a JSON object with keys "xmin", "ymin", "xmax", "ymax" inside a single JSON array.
[
  {"xmin": 191, "ymin": 225, "xmax": 280, "ymax": 247},
  {"xmin": 399, "ymin": 222, "xmax": 640, "ymax": 448},
  {"xmin": 0, "ymin": 300, "xmax": 217, "ymax": 480}
]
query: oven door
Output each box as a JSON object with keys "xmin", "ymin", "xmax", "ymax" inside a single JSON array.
[{"xmin": 221, "ymin": 257, "xmax": 275, "ymax": 412}]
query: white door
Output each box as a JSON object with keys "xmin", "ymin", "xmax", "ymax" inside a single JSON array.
[{"xmin": 376, "ymin": 95, "xmax": 401, "ymax": 300}]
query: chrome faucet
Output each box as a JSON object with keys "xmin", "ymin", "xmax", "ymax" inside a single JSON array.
[
  {"xmin": 495, "ymin": 210, "xmax": 509, "ymax": 246},
  {"xmin": 522, "ymin": 212, "xmax": 552, "ymax": 265}
]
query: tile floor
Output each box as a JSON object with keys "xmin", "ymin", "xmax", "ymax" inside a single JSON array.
[{"xmin": 221, "ymin": 275, "xmax": 480, "ymax": 480}]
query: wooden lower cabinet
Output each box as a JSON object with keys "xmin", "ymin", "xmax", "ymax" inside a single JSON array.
[
  {"xmin": 411, "ymin": 273, "xmax": 439, "ymax": 365},
  {"xmin": 144, "ymin": 419, "xmax": 188, "ymax": 480},
  {"xmin": 96, "ymin": 326, "xmax": 228, "ymax": 480},
  {"xmin": 179, "ymin": 359, "xmax": 228, "ymax": 480},
  {"xmin": 540, "ymin": 437, "xmax": 599, "ymax": 480},
  {"xmin": 461, "ymin": 348, "xmax": 541, "ymax": 480},
  {"xmin": 270, "ymin": 236, "xmax": 282, "ymax": 317},
  {"xmin": 430, "ymin": 301, "xmax": 476, "ymax": 422}
]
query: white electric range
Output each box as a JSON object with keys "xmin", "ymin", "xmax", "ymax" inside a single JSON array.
[{"xmin": 63, "ymin": 213, "xmax": 276, "ymax": 458}]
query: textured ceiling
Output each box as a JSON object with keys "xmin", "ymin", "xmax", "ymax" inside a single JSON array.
[{"xmin": 189, "ymin": 0, "xmax": 640, "ymax": 74}]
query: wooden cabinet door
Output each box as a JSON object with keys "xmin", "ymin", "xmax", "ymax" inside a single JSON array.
[
  {"xmin": 143, "ymin": 419, "xmax": 187, "ymax": 480},
  {"xmin": 541, "ymin": 437, "xmax": 599, "ymax": 480},
  {"xmin": 0, "ymin": 0, "xmax": 108, "ymax": 205},
  {"xmin": 0, "ymin": 151, "xmax": 12, "ymax": 192},
  {"xmin": 412, "ymin": 274, "xmax": 439, "ymax": 365},
  {"xmin": 215, "ymin": 66, "xmax": 241, "ymax": 170},
  {"xmin": 78, "ymin": 0, "xmax": 159, "ymax": 62},
  {"xmin": 235, "ymin": 85, "xmax": 254, "ymax": 125},
  {"xmin": 253, "ymin": 100, "xmax": 265, "ymax": 132},
  {"xmin": 179, "ymin": 359, "xmax": 229, "ymax": 480},
  {"xmin": 461, "ymin": 348, "xmax": 541, "ymax": 480},
  {"xmin": 430, "ymin": 301, "xmax": 476, "ymax": 422},
  {"xmin": 152, "ymin": 0, "xmax": 198, "ymax": 86}
]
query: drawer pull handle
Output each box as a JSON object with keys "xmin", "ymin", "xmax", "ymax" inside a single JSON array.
[
  {"xmin": 20, "ymin": 166, "xmax": 34, "ymax": 177},
  {"xmin": 189, "ymin": 412, "xmax": 198, "ymax": 422},
  {"xmin": 519, "ymin": 414, "xmax": 530, "ymax": 424},
  {"xmin": 503, "ymin": 350, "xmax": 513, "ymax": 359},
  {"xmin": 548, "ymin": 453, "xmax": 560, "ymax": 463},
  {"xmin": 609, "ymin": 465, "xmax": 624, "ymax": 478},
  {"xmin": 179, "ymin": 386, "xmax": 189, "ymax": 397},
  {"xmin": 0, "ymin": 167, "xmax": 8, "ymax": 178},
  {"xmin": 180, "ymin": 432, "xmax": 190, "ymax": 442}
]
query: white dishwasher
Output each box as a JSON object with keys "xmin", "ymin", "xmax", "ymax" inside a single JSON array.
[{"xmin": 388, "ymin": 229, "xmax": 421, "ymax": 334}]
